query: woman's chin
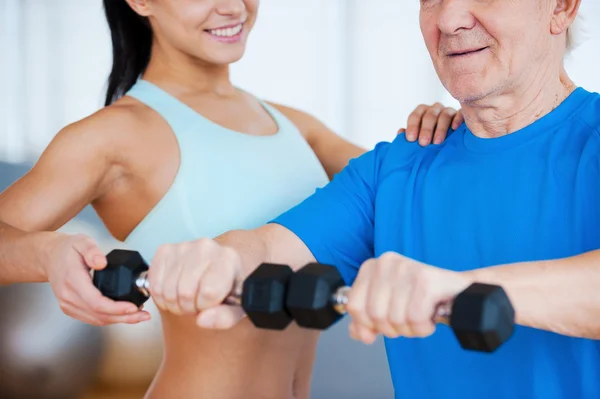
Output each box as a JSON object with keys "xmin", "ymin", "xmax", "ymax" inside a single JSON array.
[{"xmin": 198, "ymin": 50, "xmax": 247, "ymax": 67}]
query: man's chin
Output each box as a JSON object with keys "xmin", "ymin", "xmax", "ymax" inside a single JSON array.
[{"xmin": 446, "ymin": 82, "xmax": 493, "ymax": 104}]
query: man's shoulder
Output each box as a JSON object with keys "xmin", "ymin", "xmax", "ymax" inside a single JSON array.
[
  {"xmin": 385, "ymin": 131, "xmax": 452, "ymax": 161},
  {"xmin": 572, "ymin": 88, "xmax": 600, "ymax": 137},
  {"xmin": 356, "ymin": 132, "xmax": 452, "ymax": 182}
]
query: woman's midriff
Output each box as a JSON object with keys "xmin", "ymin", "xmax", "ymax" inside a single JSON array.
[{"xmin": 145, "ymin": 313, "xmax": 320, "ymax": 399}]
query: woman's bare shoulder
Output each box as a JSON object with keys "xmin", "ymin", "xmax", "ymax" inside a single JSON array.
[{"xmin": 52, "ymin": 96, "xmax": 160, "ymax": 162}]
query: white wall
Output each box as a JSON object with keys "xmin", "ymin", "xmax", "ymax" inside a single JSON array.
[
  {"xmin": 231, "ymin": 0, "xmax": 348, "ymax": 137},
  {"xmin": 565, "ymin": 2, "xmax": 600, "ymax": 92}
]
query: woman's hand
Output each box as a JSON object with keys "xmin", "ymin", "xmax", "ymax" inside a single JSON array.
[{"xmin": 399, "ymin": 103, "xmax": 464, "ymax": 146}]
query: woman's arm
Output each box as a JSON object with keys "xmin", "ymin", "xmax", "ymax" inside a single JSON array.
[
  {"xmin": 269, "ymin": 102, "xmax": 463, "ymax": 179},
  {"xmin": 267, "ymin": 103, "xmax": 364, "ymax": 179},
  {"xmin": 0, "ymin": 106, "xmax": 149, "ymax": 324},
  {"xmin": 0, "ymin": 120, "xmax": 114, "ymax": 232},
  {"xmin": 0, "ymin": 221, "xmax": 49, "ymax": 284}
]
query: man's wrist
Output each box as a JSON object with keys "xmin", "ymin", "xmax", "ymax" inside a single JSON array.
[
  {"xmin": 463, "ymin": 266, "xmax": 496, "ymax": 285},
  {"xmin": 215, "ymin": 229, "xmax": 270, "ymax": 275}
]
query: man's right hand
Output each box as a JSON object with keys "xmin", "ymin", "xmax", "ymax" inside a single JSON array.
[
  {"xmin": 148, "ymin": 238, "xmax": 248, "ymax": 329},
  {"xmin": 42, "ymin": 232, "xmax": 151, "ymax": 326}
]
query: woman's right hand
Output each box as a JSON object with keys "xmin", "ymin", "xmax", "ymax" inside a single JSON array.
[
  {"xmin": 399, "ymin": 103, "xmax": 464, "ymax": 146},
  {"xmin": 148, "ymin": 238, "xmax": 247, "ymax": 329},
  {"xmin": 42, "ymin": 232, "xmax": 151, "ymax": 326}
]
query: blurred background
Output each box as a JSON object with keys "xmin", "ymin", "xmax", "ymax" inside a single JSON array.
[{"xmin": 0, "ymin": 1, "xmax": 599, "ymax": 398}]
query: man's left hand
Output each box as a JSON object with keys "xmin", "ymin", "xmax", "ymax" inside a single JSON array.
[{"xmin": 345, "ymin": 252, "xmax": 472, "ymax": 344}]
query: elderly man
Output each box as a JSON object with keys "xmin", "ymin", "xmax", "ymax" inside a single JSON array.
[{"xmin": 146, "ymin": 0, "xmax": 600, "ymax": 397}]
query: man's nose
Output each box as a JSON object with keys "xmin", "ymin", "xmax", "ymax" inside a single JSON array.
[{"xmin": 437, "ymin": 0, "xmax": 477, "ymax": 35}]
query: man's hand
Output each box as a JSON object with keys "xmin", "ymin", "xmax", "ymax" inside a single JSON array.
[
  {"xmin": 346, "ymin": 252, "xmax": 472, "ymax": 344},
  {"xmin": 42, "ymin": 232, "xmax": 150, "ymax": 325},
  {"xmin": 148, "ymin": 238, "xmax": 247, "ymax": 329},
  {"xmin": 399, "ymin": 103, "xmax": 464, "ymax": 146}
]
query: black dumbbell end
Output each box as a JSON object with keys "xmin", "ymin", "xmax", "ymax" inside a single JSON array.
[
  {"xmin": 450, "ymin": 283, "xmax": 515, "ymax": 352},
  {"xmin": 242, "ymin": 263, "xmax": 294, "ymax": 330},
  {"xmin": 286, "ymin": 263, "xmax": 345, "ymax": 330},
  {"xmin": 92, "ymin": 249, "xmax": 149, "ymax": 308}
]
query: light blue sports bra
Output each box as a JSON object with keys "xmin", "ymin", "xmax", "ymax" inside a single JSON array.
[{"xmin": 123, "ymin": 80, "xmax": 329, "ymax": 264}]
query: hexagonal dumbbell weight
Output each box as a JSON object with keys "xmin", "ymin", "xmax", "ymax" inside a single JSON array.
[
  {"xmin": 241, "ymin": 261, "xmax": 294, "ymax": 330},
  {"xmin": 92, "ymin": 249, "xmax": 149, "ymax": 308},
  {"xmin": 92, "ymin": 249, "xmax": 295, "ymax": 330},
  {"xmin": 286, "ymin": 263, "xmax": 515, "ymax": 352}
]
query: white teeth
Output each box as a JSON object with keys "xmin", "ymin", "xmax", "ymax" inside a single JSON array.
[{"xmin": 208, "ymin": 24, "xmax": 242, "ymax": 37}]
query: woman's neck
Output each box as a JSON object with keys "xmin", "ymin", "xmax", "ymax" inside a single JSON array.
[
  {"xmin": 143, "ymin": 47, "xmax": 236, "ymax": 97},
  {"xmin": 460, "ymin": 67, "xmax": 577, "ymax": 139}
]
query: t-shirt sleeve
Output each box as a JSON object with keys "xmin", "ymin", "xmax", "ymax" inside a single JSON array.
[{"xmin": 270, "ymin": 141, "xmax": 390, "ymax": 285}]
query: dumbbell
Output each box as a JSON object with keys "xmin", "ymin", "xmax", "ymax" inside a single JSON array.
[
  {"xmin": 285, "ymin": 263, "xmax": 515, "ymax": 352},
  {"xmin": 92, "ymin": 249, "xmax": 296, "ymax": 330}
]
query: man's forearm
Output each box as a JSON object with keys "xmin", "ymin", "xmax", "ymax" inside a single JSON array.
[
  {"xmin": 0, "ymin": 221, "xmax": 49, "ymax": 285},
  {"xmin": 467, "ymin": 250, "xmax": 600, "ymax": 339},
  {"xmin": 215, "ymin": 224, "xmax": 316, "ymax": 275}
]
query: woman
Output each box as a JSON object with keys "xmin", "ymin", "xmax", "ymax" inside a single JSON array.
[{"xmin": 0, "ymin": 0, "xmax": 462, "ymax": 397}]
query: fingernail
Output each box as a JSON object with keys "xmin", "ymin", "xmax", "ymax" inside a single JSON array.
[
  {"xmin": 128, "ymin": 306, "xmax": 139, "ymax": 314},
  {"xmin": 142, "ymin": 313, "xmax": 151, "ymax": 321},
  {"xmin": 94, "ymin": 255, "xmax": 106, "ymax": 267},
  {"xmin": 197, "ymin": 312, "xmax": 215, "ymax": 328}
]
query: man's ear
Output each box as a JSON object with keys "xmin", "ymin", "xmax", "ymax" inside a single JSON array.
[
  {"xmin": 550, "ymin": 0, "xmax": 582, "ymax": 36},
  {"xmin": 123, "ymin": 0, "xmax": 153, "ymax": 17}
]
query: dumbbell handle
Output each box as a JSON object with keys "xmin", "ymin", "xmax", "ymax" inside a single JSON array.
[
  {"xmin": 134, "ymin": 271, "xmax": 242, "ymax": 306},
  {"xmin": 331, "ymin": 286, "xmax": 452, "ymax": 325}
]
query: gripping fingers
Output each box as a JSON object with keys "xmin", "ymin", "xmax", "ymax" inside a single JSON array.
[
  {"xmin": 148, "ymin": 245, "xmax": 172, "ymax": 312},
  {"xmin": 66, "ymin": 305, "xmax": 150, "ymax": 326},
  {"xmin": 73, "ymin": 287, "xmax": 149, "ymax": 323},
  {"xmin": 98, "ymin": 310, "xmax": 151, "ymax": 325},
  {"xmin": 195, "ymin": 249, "xmax": 241, "ymax": 310},
  {"xmin": 196, "ymin": 304, "xmax": 246, "ymax": 329},
  {"xmin": 349, "ymin": 321, "xmax": 377, "ymax": 345},
  {"xmin": 81, "ymin": 247, "xmax": 107, "ymax": 271},
  {"xmin": 72, "ymin": 235, "xmax": 107, "ymax": 271},
  {"xmin": 61, "ymin": 305, "xmax": 105, "ymax": 326},
  {"xmin": 195, "ymin": 264, "xmax": 235, "ymax": 310},
  {"xmin": 345, "ymin": 260, "xmax": 375, "ymax": 330},
  {"xmin": 178, "ymin": 256, "xmax": 208, "ymax": 314},
  {"xmin": 388, "ymin": 282, "xmax": 418, "ymax": 338},
  {"xmin": 61, "ymin": 287, "xmax": 150, "ymax": 325},
  {"xmin": 365, "ymin": 266, "xmax": 397, "ymax": 338},
  {"xmin": 70, "ymin": 268, "xmax": 138, "ymax": 315},
  {"xmin": 404, "ymin": 285, "xmax": 438, "ymax": 338},
  {"xmin": 159, "ymin": 247, "xmax": 188, "ymax": 315}
]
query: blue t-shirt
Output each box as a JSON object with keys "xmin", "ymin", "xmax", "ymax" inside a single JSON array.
[{"xmin": 272, "ymin": 87, "xmax": 600, "ymax": 398}]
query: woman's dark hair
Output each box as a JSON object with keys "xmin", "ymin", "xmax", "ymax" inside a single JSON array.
[{"xmin": 103, "ymin": 0, "xmax": 153, "ymax": 106}]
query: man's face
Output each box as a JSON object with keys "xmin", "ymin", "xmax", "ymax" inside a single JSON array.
[{"xmin": 420, "ymin": 0, "xmax": 556, "ymax": 103}]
